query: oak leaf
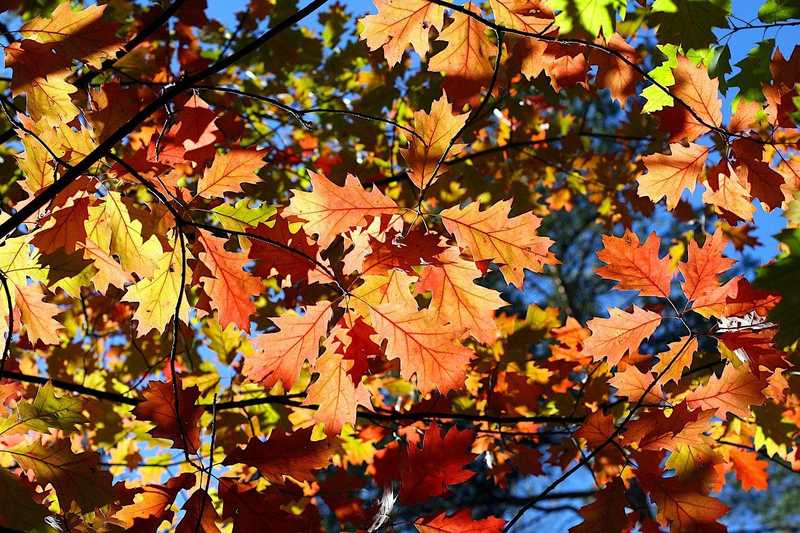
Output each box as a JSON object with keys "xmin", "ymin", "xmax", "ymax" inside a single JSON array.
[
  {"xmin": 729, "ymin": 448, "xmax": 768, "ymax": 491},
  {"xmin": 596, "ymin": 230, "xmax": 673, "ymax": 298},
  {"xmin": 440, "ymin": 200, "xmax": 557, "ymax": 287},
  {"xmin": 428, "ymin": 6, "xmax": 498, "ymax": 101},
  {"xmin": 639, "ymin": 142, "xmax": 709, "ymax": 209},
  {"xmin": 416, "ymin": 248, "xmax": 505, "ymax": 344},
  {"xmin": 679, "ymin": 229, "xmax": 735, "ymax": 304},
  {"xmin": 243, "ymin": 301, "xmax": 334, "ymax": 388},
  {"xmin": 123, "ymin": 246, "xmax": 191, "ymax": 335},
  {"xmin": 360, "ymin": 0, "xmax": 445, "ymax": 66},
  {"xmin": 370, "ymin": 302, "xmax": 474, "ymax": 394},
  {"xmin": 686, "ymin": 364, "xmax": 765, "ymax": 419},
  {"xmin": 400, "ymin": 93, "xmax": 469, "ymax": 189},
  {"xmin": 284, "ymin": 171, "xmax": 398, "ymax": 247},
  {"xmin": 132, "ymin": 378, "xmax": 203, "ymax": 454},
  {"xmin": 399, "ymin": 423, "xmax": 476, "ymax": 504},
  {"xmin": 416, "ymin": 510, "xmax": 504, "ymax": 532},
  {"xmin": 197, "ymin": 230, "xmax": 263, "ymax": 331},
  {"xmin": 195, "ymin": 149, "xmax": 266, "ymax": 198},
  {"xmin": 223, "ymin": 428, "xmax": 332, "ymax": 483},
  {"xmin": 114, "ymin": 473, "xmax": 196, "ymax": 530},
  {"xmin": 10, "ymin": 439, "xmax": 113, "ymax": 511},
  {"xmin": 583, "ymin": 306, "xmax": 662, "ymax": 366}
]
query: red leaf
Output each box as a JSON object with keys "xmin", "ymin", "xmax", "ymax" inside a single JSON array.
[
  {"xmin": 132, "ymin": 378, "xmax": 203, "ymax": 454},
  {"xmin": 222, "ymin": 428, "xmax": 332, "ymax": 483}
]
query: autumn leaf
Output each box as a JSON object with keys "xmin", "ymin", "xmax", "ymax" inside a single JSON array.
[
  {"xmin": 569, "ymin": 479, "xmax": 629, "ymax": 533},
  {"xmin": 428, "ymin": 5, "xmax": 498, "ymax": 101},
  {"xmin": 638, "ymin": 142, "xmax": 710, "ymax": 209},
  {"xmin": 729, "ymin": 448, "xmax": 768, "ymax": 491},
  {"xmin": 440, "ymin": 200, "xmax": 557, "ymax": 287},
  {"xmin": 10, "ymin": 439, "xmax": 113, "ymax": 511},
  {"xmin": 608, "ymin": 366, "xmax": 664, "ymax": 404},
  {"xmin": 679, "ymin": 229, "xmax": 735, "ymax": 304},
  {"xmin": 303, "ymin": 350, "xmax": 363, "ymax": 436},
  {"xmin": 670, "ymin": 56, "xmax": 723, "ymax": 135},
  {"xmin": 686, "ymin": 364, "xmax": 765, "ymax": 419},
  {"xmin": 399, "ymin": 423, "xmax": 476, "ymax": 504},
  {"xmin": 416, "ymin": 248, "xmax": 505, "ymax": 344},
  {"xmin": 114, "ymin": 473, "xmax": 196, "ymax": 530},
  {"xmin": 84, "ymin": 191, "xmax": 163, "ymax": 278},
  {"xmin": 583, "ymin": 306, "xmax": 661, "ymax": 366},
  {"xmin": 14, "ymin": 283, "xmax": 62, "ymax": 346},
  {"xmin": 223, "ymin": 428, "xmax": 332, "ymax": 483},
  {"xmin": 592, "ymin": 33, "xmax": 641, "ymax": 105},
  {"xmin": 21, "ymin": 3, "xmax": 123, "ymax": 69},
  {"xmin": 175, "ymin": 489, "xmax": 220, "ymax": 533},
  {"xmin": 11, "ymin": 381, "xmax": 86, "ymax": 433},
  {"xmin": 243, "ymin": 301, "xmax": 334, "ymax": 389},
  {"xmin": 0, "ymin": 469, "xmax": 50, "ymax": 530},
  {"xmin": 651, "ymin": 336, "xmax": 699, "ymax": 385},
  {"xmin": 284, "ymin": 171, "xmax": 399, "ymax": 247},
  {"xmin": 132, "ymin": 378, "xmax": 203, "ymax": 454},
  {"xmin": 197, "ymin": 230, "xmax": 263, "ymax": 331},
  {"xmin": 123, "ymin": 246, "xmax": 191, "ymax": 335},
  {"xmin": 400, "ymin": 92, "xmax": 469, "ymax": 189},
  {"xmin": 360, "ymin": 0, "xmax": 445, "ymax": 66},
  {"xmin": 416, "ymin": 510, "xmax": 504, "ymax": 532},
  {"xmin": 370, "ymin": 302, "xmax": 474, "ymax": 394},
  {"xmin": 596, "ymin": 230, "xmax": 673, "ymax": 298},
  {"xmin": 195, "ymin": 149, "xmax": 266, "ymax": 198}
]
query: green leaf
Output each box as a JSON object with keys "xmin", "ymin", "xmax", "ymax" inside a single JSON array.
[
  {"xmin": 1, "ymin": 381, "xmax": 86, "ymax": 435},
  {"xmin": 755, "ymin": 228, "xmax": 800, "ymax": 346},
  {"xmin": 211, "ymin": 199, "xmax": 276, "ymax": 232},
  {"xmin": 648, "ymin": 0, "xmax": 730, "ymax": 50},
  {"xmin": 707, "ymin": 44, "xmax": 732, "ymax": 92},
  {"xmin": 728, "ymin": 39, "xmax": 775, "ymax": 102},
  {"xmin": 549, "ymin": 0, "xmax": 626, "ymax": 37},
  {"xmin": 758, "ymin": 0, "xmax": 800, "ymax": 22},
  {"xmin": 641, "ymin": 44, "xmax": 679, "ymax": 113}
]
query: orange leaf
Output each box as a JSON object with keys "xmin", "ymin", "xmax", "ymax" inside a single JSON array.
[
  {"xmin": 651, "ymin": 336, "xmax": 699, "ymax": 385},
  {"xmin": 243, "ymin": 301, "xmax": 334, "ymax": 389},
  {"xmin": 360, "ymin": 0, "xmax": 445, "ymax": 67},
  {"xmin": 583, "ymin": 306, "xmax": 662, "ymax": 366},
  {"xmin": 428, "ymin": 5, "xmax": 498, "ymax": 102},
  {"xmin": 195, "ymin": 149, "xmax": 266, "ymax": 198},
  {"xmin": 686, "ymin": 364, "xmax": 765, "ymax": 419},
  {"xmin": 729, "ymin": 448, "xmax": 768, "ymax": 491},
  {"xmin": 440, "ymin": 200, "xmax": 557, "ymax": 287},
  {"xmin": 596, "ymin": 230, "xmax": 673, "ymax": 298},
  {"xmin": 399, "ymin": 92, "xmax": 469, "ymax": 189},
  {"xmin": 14, "ymin": 283, "xmax": 62, "ymax": 346},
  {"xmin": 416, "ymin": 510, "xmax": 504, "ymax": 532},
  {"xmin": 370, "ymin": 302, "xmax": 474, "ymax": 394},
  {"xmin": 114, "ymin": 473, "xmax": 196, "ymax": 530},
  {"xmin": 416, "ymin": 248, "xmax": 505, "ymax": 344},
  {"xmin": 198, "ymin": 230, "xmax": 263, "ymax": 331},
  {"xmin": 671, "ymin": 56, "xmax": 723, "ymax": 134},
  {"xmin": 303, "ymin": 350, "xmax": 361, "ymax": 436},
  {"xmin": 639, "ymin": 142, "xmax": 709, "ymax": 209},
  {"xmin": 679, "ymin": 229, "xmax": 735, "ymax": 304},
  {"xmin": 284, "ymin": 171, "xmax": 398, "ymax": 247},
  {"xmin": 592, "ymin": 33, "xmax": 640, "ymax": 105},
  {"xmin": 608, "ymin": 366, "xmax": 664, "ymax": 404}
]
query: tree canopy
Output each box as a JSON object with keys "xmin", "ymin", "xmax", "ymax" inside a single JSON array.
[{"xmin": 0, "ymin": 0, "xmax": 798, "ymax": 531}]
